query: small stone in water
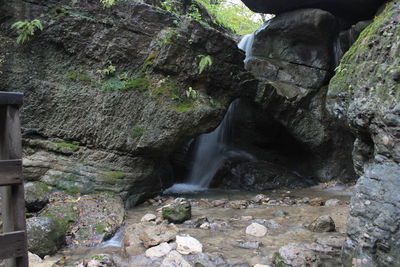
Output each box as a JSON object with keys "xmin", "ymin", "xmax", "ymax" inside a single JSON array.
[
  {"xmin": 308, "ymin": 215, "xmax": 336, "ymax": 232},
  {"xmin": 246, "ymin": 223, "xmax": 267, "ymax": 237},
  {"xmin": 141, "ymin": 213, "xmax": 157, "ymax": 222},
  {"xmin": 325, "ymin": 199, "xmax": 341, "ymax": 207},
  {"xmin": 200, "ymin": 222, "xmax": 211, "ymax": 230},
  {"xmin": 161, "ymin": 251, "xmax": 191, "ymax": 267},
  {"xmin": 176, "ymin": 235, "xmax": 203, "ymax": 254}
]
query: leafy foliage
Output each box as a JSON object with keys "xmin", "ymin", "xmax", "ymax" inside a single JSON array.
[
  {"xmin": 11, "ymin": 19, "xmax": 43, "ymax": 44},
  {"xmin": 185, "ymin": 87, "xmax": 199, "ymax": 99},
  {"xmin": 99, "ymin": 0, "xmax": 115, "ymax": 8},
  {"xmin": 198, "ymin": 55, "xmax": 213, "ymax": 74},
  {"xmin": 96, "ymin": 64, "xmax": 116, "ymax": 78}
]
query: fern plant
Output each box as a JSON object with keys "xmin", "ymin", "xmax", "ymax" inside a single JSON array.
[
  {"xmin": 198, "ymin": 55, "xmax": 212, "ymax": 74},
  {"xmin": 96, "ymin": 63, "xmax": 116, "ymax": 78},
  {"xmin": 11, "ymin": 19, "xmax": 43, "ymax": 44},
  {"xmin": 99, "ymin": 0, "xmax": 115, "ymax": 8},
  {"xmin": 185, "ymin": 87, "xmax": 199, "ymax": 100}
]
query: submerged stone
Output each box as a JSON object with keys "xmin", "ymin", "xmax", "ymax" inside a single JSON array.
[{"xmin": 162, "ymin": 201, "xmax": 191, "ymax": 224}]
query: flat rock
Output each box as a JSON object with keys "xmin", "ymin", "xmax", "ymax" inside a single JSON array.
[
  {"xmin": 325, "ymin": 199, "xmax": 342, "ymax": 206},
  {"xmin": 246, "ymin": 223, "xmax": 267, "ymax": 237},
  {"xmin": 139, "ymin": 224, "xmax": 178, "ymax": 248},
  {"xmin": 176, "ymin": 235, "xmax": 203, "ymax": 255},
  {"xmin": 233, "ymin": 240, "xmax": 263, "ymax": 249},
  {"xmin": 145, "ymin": 242, "xmax": 172, "ymax": 258}
]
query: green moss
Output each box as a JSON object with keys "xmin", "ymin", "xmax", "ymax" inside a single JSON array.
[
  {"xmin": 272, "ymin": 252, "xmax": 286, "ymax": 267},
  {"xmin": 125, "ymin": 76, "xmax": 150, "ymax": 92},
  {"xmin": 100, "ymin": 171, "xmax": 126, "ymax": 184},
  {"xmin": 174, "ymin": 101, "xmax": 193, "ymax": 112},
  {"xmin": 55, "ymin": 142, "xmax": 80, "ymax": 152},
  {"xmin": 41, "ymin": 204, "xmax": 78, "ymax": 233},
  {"xmin": 130, "ymin": 126, "xmax": 144, "ymax": 137},
  {"xmin": 157, "ymin": 28, "xmax": 181, "ymax": 47},
  {"xmin": 143, "ymin": 51, "xmax": 159, "ymax": 70},
  {"xmin": 101, "ymin": 77, "xmax": 127, "ymax": 91},
  {"xmin": 67, "ymin": 68, "xmax": 91, "ymax": 84},
  {"xmin": 95, "ymin": 223, "xmax": 107, "ymax": 234}
]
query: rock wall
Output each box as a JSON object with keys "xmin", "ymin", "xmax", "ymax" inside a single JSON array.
[
  {"xmin": 0, "ymin": 0, "xmax": 252, "ymax": 206},
  {"xmin": 243, "ymin": 8, "xmax": 358, "ymax": 182},
  {"xmin": 326, "ymin": 1, "xmax": 400, "ymax": 265}
]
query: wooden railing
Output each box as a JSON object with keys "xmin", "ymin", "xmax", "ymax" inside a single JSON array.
[{"xmin": 0, "ymin": 92, "xmax": 28, "ymax": 267}]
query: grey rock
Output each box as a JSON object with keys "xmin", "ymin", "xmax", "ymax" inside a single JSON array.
[
  {"xmin": 308, "ymin": 215, "xmax": 336, "ymax": 232},
  {"xmin": 24, "ymin": 182, "xmax": 51, "ymax": 212},
  {"xmin": 326, "ymin": 2, "xmax": 400, "ymax": 265},
  {"xmin": 162, "ymin": 201, "xmax": 192, "ymax": 224},
  {"xmin": 27, "ymin": 217, "xmax": 65, "ymax": 257},
  {"xmin": 233, "ymin": 240, "xmax": 263, "ymax": 249}
]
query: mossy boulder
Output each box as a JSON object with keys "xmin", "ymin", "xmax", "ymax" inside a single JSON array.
[
  {"xmin": 25, "ymin": 181, "xmax": 52, "ymax": 212},
  {"xmin": 162, "ymin": 201, "xmax": 192, "ymax": 224},
  {"xmin": 27, "ymin": 217, "xmax": 65, "ymax": 257}
]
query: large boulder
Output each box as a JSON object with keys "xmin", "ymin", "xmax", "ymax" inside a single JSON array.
[
  {"xmin": 243, "ymin": 8, "xmax": 357, "ymax": 182},
  {"xmin": 326, "ymin": 1, "xmax": 400, "ymax": 266},
  {"xmin": 240, "ymin": 0, "xmax": 385, "ymax": 21},
  {"xmin": 0, "ymin": 0, "xmax": 253, "ymax": 206},
  {"xmin": 27, "ymin": 217, "xmax": 65, "ymax": 257}
]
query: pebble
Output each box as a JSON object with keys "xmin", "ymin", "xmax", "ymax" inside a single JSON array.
[
  {"xmin": 145, "ymin": 242, "xmax": 172, "ymax": 258},
  {"xmin": 246, "ymin": 223, "xmax": 267, "ymax": 237},
  {"xmin": 233, "ymin": 240, "xmax": 262, "ymax": 249},
  {"xmin": 325, "ymin": 199, "xmax": 341, "ymax": 207},
  {"xmin": 176, "ymin": 235, "xmax": 203, "ymax": 255},
  {"xmin": 141, "ymin": 213, "xmax": 157, "ymax": 222},
  {"xmin": 200, "ymin": 222, "xmax": 211, "ymax": 230}
]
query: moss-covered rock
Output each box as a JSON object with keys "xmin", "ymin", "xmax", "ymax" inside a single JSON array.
[
  {"xmin": 25, "ymin": 181, "xmax": 52, "ymax": 212},
  {"xmin": 162, "ymin": 201, "xmax": 192, "ymax": 224}
]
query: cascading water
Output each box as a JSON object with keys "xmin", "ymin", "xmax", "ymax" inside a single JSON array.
[
  {"xmin": 238, "ymin": 33, "xmax": 255, "ymax": 64},
  {"xmin": 165, "ymin": 99, "xmax": 255, "ymax": 194}
]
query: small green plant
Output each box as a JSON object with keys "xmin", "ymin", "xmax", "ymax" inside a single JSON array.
[
  {"xmin": 11, "ymin": 19, "xmax": 43, "ymax": 44},
  {"xmin": 174, "ymin": 101, "xmax": 193, "ymax": 113},
  {"xmin": 99, "ymin": 0, "xmax": 115, "ymax": 8},
  {"xmin": 130, "ymin": 126, "xmax": 144, "ymax": 137},
  {"xmin": 95, "ymin": 223, "xmax": 107, "ymax": 234},
  {"xmin": 96, "ymin": 63, "xmax": 116, "ymax": 78},
  {"xmin": 187, "ymin": 4, "xmax": 202, "ymax": 21},
  {"xmin": 125, "ymin": 76, "xmax": 149, "ymax": 92},
  {"xmin": 185, "ymin": 87, "xmax": 199, "ymax": 100},
  {"xmin": 161, "ymin": 0, "xmax": 174, "ymax": 12},
  {"xmin": 198, "ymin": 55, "xmax": 212, "ymax": 74}
]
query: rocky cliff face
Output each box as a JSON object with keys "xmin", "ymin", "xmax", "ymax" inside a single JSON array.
[
  {"xmin": 327, "ymin": 1, "xmax": 400, "ymax": 265},
  {"xmin": 0, "ymin": 0, "xmax": 252, "ymax": 207}
]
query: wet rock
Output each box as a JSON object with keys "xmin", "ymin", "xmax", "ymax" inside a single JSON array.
[
  {"xmin": 27, "ymin": 217, "xmax": 65, "ymax": 258},
  {"xmin": 241, "ymin": 216, "xmax": 253, "ymax": 221},
  {"xmin": 185, "ymin": 252, "xmax": 227, "ymax": 266},
  {"xmin": 246, "ymin": 223, "xmax": 267, "ymax": 237},
  {"xmin": 197, "ymin": 199, "xmax": 213, "ymax": 208},
  {"xmin": 199, "ymin": 222, "xmax": 211, "ymax": 230},
  {"xmin": 308, "ymin": 216, "xmax": 336, "ymax": 232},
  {"xmin": 274, "ymin": 243, "xmax": 317, "ymax": 267},
  {"xmin": 233, "ymin": 240, "xmax": 263, "ymax": 249},
  {"xmin": 176, "ymin": 235, "xmax": 203, "ymax": 255},
  {"xmin": 184, "ymin": 216, "xmax": 209, "ymax": 228},
  {"xmin": 141, "ymin": 214, "xmax": 157, "ymax": 222},
  {"xmin": 254, "ymin": 265, "xmax": 271, "ymax": 267},
  {"xmin": 309, "ymin": 197, "xmax": 324, "ymax": 206},
  {"xmin": 124, "ymin": 223, "xmax": 146, "ymax": 256},
  {"xmin": 227, "ymin": 200, "xmax": 249, "ymax": 209},
  {"xmin": 25, "ymin": 182, "xmax": 51, "ymax": 212},
  {"xmin": 324, "ymin": 199, "xmax": 342, "ymax": 207},
  {"xmin": 253, "ymin": 194, "xmax": 269, "ymax": 204},
  {"xmin": 316, "ymin": 235, "xmax": 346, "ymax": 249},
  {"xmin": 274, "ymin": 210, "xmax": 289, "ymax": 217},
  {"xmin": 211, "ymin": 199, "xmax": 228, "ymax": 207},
  {"xmin": 161, "ymin": 251, "xmax": 191, "ymax": 267},
  {"xmin": 162, "ymin": 201, "xmax": 191, "ymax": 224},
  {"xmin": 145, "ymin": 242, "xmax": 172, "ymax": 258},
  {"xmin": 139, "ymin": 224, "xmax": 178, "ymax": 248}
]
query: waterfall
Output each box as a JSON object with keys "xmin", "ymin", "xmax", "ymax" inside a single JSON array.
[
  {"xmin": 333, "ymin": 37, "xmax": 344, "ymax": 67},
  {"xmin": 164, "ymin": 99, "xmax": 255, "ymax": 194},
  {"xmin": 238, "ymin": 33, "xmax": 255, "ymax": 63}
]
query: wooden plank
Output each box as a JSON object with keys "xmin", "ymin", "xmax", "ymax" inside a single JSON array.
[
  {"xmin": 0, "ymin": 92, "xmax": 23, "ymax": 105},
  {"xmin": 0, "ymin": 231, "xmax": 27, "ymax": 260},
  {"xmin": 0, "ymin": 160, "xmax": 22, "ymax": 185}
]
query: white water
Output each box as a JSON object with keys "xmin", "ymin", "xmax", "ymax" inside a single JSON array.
[
  {"xmin": 98, "ymin": 227, "xmax": 125, "ymax": 248},
  {"xmin": 238, "ymin": 33, "xmax": 255, "ymax": 63},
  {"xmin": 164, "ymin": 99, "xmax": 255, "ymax": 194}
]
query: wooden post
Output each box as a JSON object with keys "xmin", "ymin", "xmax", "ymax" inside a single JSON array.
[{"xmin": 0, "ymin": 92, "xmax": 28, "ymax": 267}]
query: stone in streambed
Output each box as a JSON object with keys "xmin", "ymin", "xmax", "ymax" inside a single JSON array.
[
  {"xmin": 145, "ymin": 242, "xmax": 172, "ymax": 258},
  {"xmin": 162, "ymin": 201, "xmax": 191, "ymax": 224},
  {"xmin": 27, "ymin": 217, "xmax": 65, "ymax": 258},
  {"xmin": 176, "ymin": 235, "xmax": 203, "ymax": 255},
  {"xmin": 246, "ymin": 223, "xmax": 267, "ymax": 237},
  {"xmin": 308, "ymin": 215, "xmax": 336, "ymax": 232},
  {"xmin": 161, "ymin": 251, "xmax": 191, "ymax": 267},
  {"xmin": 141, "ymin": 213, "xmax": 157, "ymax": 222},
  {"xmin": 325, "ymin": 199, "xmax": 342, "ymax": 207},
  {"xmin": 139, "ymin": 224, "xmax": 178, "ymax": 248}
]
